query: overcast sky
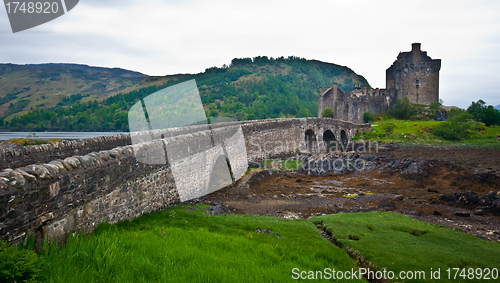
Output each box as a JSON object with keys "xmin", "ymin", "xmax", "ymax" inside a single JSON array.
[{"xmin": 1, "ymin": 0, "xmax": 499, "ymax": 108}]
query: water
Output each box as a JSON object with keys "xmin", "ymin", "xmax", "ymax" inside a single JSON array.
[{"xmin": 0, "ymin": 132, "xmax": 127, "ymax": 141}]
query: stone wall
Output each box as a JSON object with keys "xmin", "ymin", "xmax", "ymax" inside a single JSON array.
[
  {"xmin": 0, "ymin": 118, "xmax": 370, "ymax": 243},
  {"xmin": 318, "ymin": 85, "xmax": 395, "ymax": 123},
  {"xmin": 0, "ymin": 144, "xmax": 178, "ymax": 242},
  {"xmin": 386, "ymin": 43, "xmax": 441, "ymax": 105},
  {"xmin": 0, "ymin": 134, "xmax": 131, "ymax": 170}
]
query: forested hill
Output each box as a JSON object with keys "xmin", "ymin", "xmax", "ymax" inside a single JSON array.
[
  {"xmin": 0, "ymin": 63, "xmax": 146, "ymax": 118},
  {"xmin": 0, "ymin": 56, "xmax": 370, "ymax": 131}
]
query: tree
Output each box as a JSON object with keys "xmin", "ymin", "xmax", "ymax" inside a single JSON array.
[
  {"xmin": 321, "ymin": 108, "xmax": 334, "ymax": 118},
  {"xmin": 363, "ymin": 112, "xmax": 375, "ymax": 123},
  {"xmin": 296, "ymin": 108, "xmax": 313, "ymax": 118},
  {"xmin": 467, "ymin": 100, "xmax": 500, "ymax": 126},
  {"xmin": 209, "ymin": 109, "xmax": 219, "ymax": 117}
]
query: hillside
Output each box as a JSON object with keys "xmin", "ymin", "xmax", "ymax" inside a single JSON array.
[
  {"xmin": 0, "ymin": 56, "xmax": 370, "ymax": 131},
  {"xmin": 0, "ymin": 63, "xmax": 146, "ymax": 118}
]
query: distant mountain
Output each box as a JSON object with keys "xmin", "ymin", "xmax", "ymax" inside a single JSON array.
[
  {"xmin": 0, "ymin": 56, "xmax": 370, "ymax": 131},
  {"xmin": 0, "ymin": 63, "xmax": 147, "ymax": 118},
  {"xmin": 495, "ymin": 104, "xmax": 500, "ymax": 111},
  {"xmin": 0, "ymin": 63, "xmax": 146, "ymax": 78}
]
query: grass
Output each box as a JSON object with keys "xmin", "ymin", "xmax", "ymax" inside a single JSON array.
[
  {"xmin": 39, "ymin": 205, "xmax": 362, "ymax": 282},
  {"xmin": 356, "ymin": 118, "xmax": 500, "ymax": 149},
  {"xmin": 263, "ymin": 159, "xmax": 302, "ymax": 171},
  {"xmin": 311, "ymin": 211, "xmax": 500, "ymax": 282},
  {"xmin": 9, "ymin": 207, "xmax": 498, "ymax": 282},
  {"xmin": 0, "ymin": 137, "xmax": 62, "ymax": 147}
]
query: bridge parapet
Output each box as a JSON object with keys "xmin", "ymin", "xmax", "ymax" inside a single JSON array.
[{"xmin": 0, "ymin": 118, "xmax": 370, "ymax": 243}]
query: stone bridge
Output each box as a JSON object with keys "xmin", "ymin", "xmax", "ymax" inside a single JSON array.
[{"xmin": 0, "ymin": 118, "xmax": 369, "ymax": 243}]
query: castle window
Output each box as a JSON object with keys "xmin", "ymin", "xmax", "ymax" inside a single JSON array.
[
  {"xmin": 416, "ymin": 85, "xmax": 419, "ymax": 89},
  {"xmin": 416, "ymin": 79, "xmax": 419, "ymax": 84}
]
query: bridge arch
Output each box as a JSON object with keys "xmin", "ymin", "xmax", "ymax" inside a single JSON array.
[
  {"xmin": 323, "ymin": 130, "xmax": 337, "ymax": 153},
  {"xmin": 305, "ymin": 129, "xmax": 317, "ymax": 153}
]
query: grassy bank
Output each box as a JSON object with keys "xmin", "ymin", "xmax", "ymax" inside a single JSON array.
[
  {"xmin": 311, "ymin": 211, "xmax": 500, "ymax": 282},
  {"xmin": 355, "ymin": 118, "xmax": 500, "ymax": 149},
  {"xmin": 38, "ymin": 205, "xmax": 361, "ymax": 282},
  {"xmin": 5, "ymin": 206, "xmax": 500, "ymax": 282}
]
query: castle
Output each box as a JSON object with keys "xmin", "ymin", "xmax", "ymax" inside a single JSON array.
[{"xmin": 318, "ymin": 43, "xmax": 441, "ymax": 123}]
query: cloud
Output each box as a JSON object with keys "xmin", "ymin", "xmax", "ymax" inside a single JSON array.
[{"xmin": 1, "ymin": 0, "xmax": 500, "ymax": 108}]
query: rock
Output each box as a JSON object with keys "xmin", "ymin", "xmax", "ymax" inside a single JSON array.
[
  {"xmin": 492, "ymin": 199, "xmax": 500, "ymax": 214},
  {"xmin": 248, "ymin": 162, "xmax": 262, "ymax": 169},
  {"xmin": 23, "ymin": 164, "xmax": 51, "ymax": 180},
  {"xmin": 433, "ymin": 210, "xmax": 442, "ymax": 216},
  {"xmin": 10, "ymin": 171, "xmax": 26, "ymax": 188},
  {"xmin": 1, "ymin": 169, "xmax": 14, "ymax": 178},
  {"xmin": 43, "ymin": 164, "xmax": 59, "ymax": 177},
  {"xmin": 474, "ymin": 209, "xmax": 485, "ymax": 216},
  {"xmin": 40, "ymin": 213, "xmax": 54, "ymax": 223},
  {"xmin": 15, "ymin": 169, "xmax": 36, "ymax": 182},
  {"xmin": 63, "ymin": 157, "xmax": 82, "ymax": 169},
  {"xmin": 48, "ymin": 160, "xmax": 66, "ymax": 171},
  {"xmin": 205, "ymin": 204, "xmax": 224, "ymax": 215},
  {"xmin": 427, "ymin": 188, "xmax": 439, "ymax": 193},
  {"xmin": 97, "ymin": 151, "xmax": 110, "ymax": 160},
  {"xmin": 487, "ymin": 191, "xmax": 499, "ymax": 201},
  {"xmin": 393, "ymin": 195, "xmax": 404, "ymax": 201},
  {"xmin": 358, "ymin": 192, "xmax": 365, "ymax": 196},
  {"xmin": 0, "ymin": 170, "xmax": 11, "ymax": 178},
  {"xmin": 296, "ymin": 179, "xmax": 303, "ymax": 183},
  {"xmin": 454, "ymin": 212, "xmax": 470, "ymax": 217},
  {"xmin": 108, "ymin": 150, "xmax": 118, "ymax": 158},
  {"xmin": 78, "ymin": 155, "xmax": 96, "ymax": 168},
  {"xmin": 0, "ymin": 178, "xmax": 8, "ymax": 189}
]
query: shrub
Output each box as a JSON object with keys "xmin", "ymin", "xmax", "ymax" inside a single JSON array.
[
  {"xmin": 390, "ymin": 98, "xmax": 417, "ymax": 120},
  {"xmin": 432, "ymin": 122, "xmax": 471, "ymax": 140},
  {"xmin": 321, "ymin": 108, "xmax": 334, "ymax": 118},
  {"xmin": 363, "ymin": 112, "xmax": 375, "ymax": 123},
  {"xmin": 0, "ymin": 240, "xmax": 43, "ymax": 283},
  {"xmin": 473, "ymin": 122, "xmax": 486, "ymax": 131},
  {"xmin": 429, "ymin": 102, "xmax": 441, "ymax": 111},
  {"xmin": 379, "ymin": 123, "xmax": 396, "ymax": 134},
  {"xmin": 362, "ymin": 130, "xmax": 378, "ymax": 139},
  {"xmin": 446, "ymin": 108, "xmax": 468, "ymax": 120},
  {"xmin": 432, "ymin": 111, "xmax": 474, "ymax": 140}
]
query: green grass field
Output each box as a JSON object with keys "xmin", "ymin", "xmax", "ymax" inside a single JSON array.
[
  {"xmin": 15, "ymin": 206, "xmax": 495, "ymax": 282},
  {"xmin": 311, "ymin": 211, "xmax": 500, "ymax": 282},
  {"xmin": 38, "ymin": 205, "xmax": 362, "ymax": 283},
  {"xmin": 356, "ymin": 118, "xmax": 500, "ymax": 149},
  {"xmin": 263, "ymin": 159, "xmax": 302, "ymax": 171}
]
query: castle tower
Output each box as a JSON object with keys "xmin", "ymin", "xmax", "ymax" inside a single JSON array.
[{"xmin": 386, "ymin": 43, "xmax": 441, "ymax": 105}]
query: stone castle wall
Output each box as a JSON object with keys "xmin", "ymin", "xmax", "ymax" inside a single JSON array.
[
  {"xmin": 0, "ymin": 118, "xmax": 370, "ymax": 243},
  {"xmin": 386, "ymin": 43, "xmax": 441, "ymax": 105},
  {"xmin": 318, "ymin": 43, "xmax": 440, "ymax": 122},
  {"xmin": 318, "ymin": 84, "xmax": 396, "ymax": 123}
]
